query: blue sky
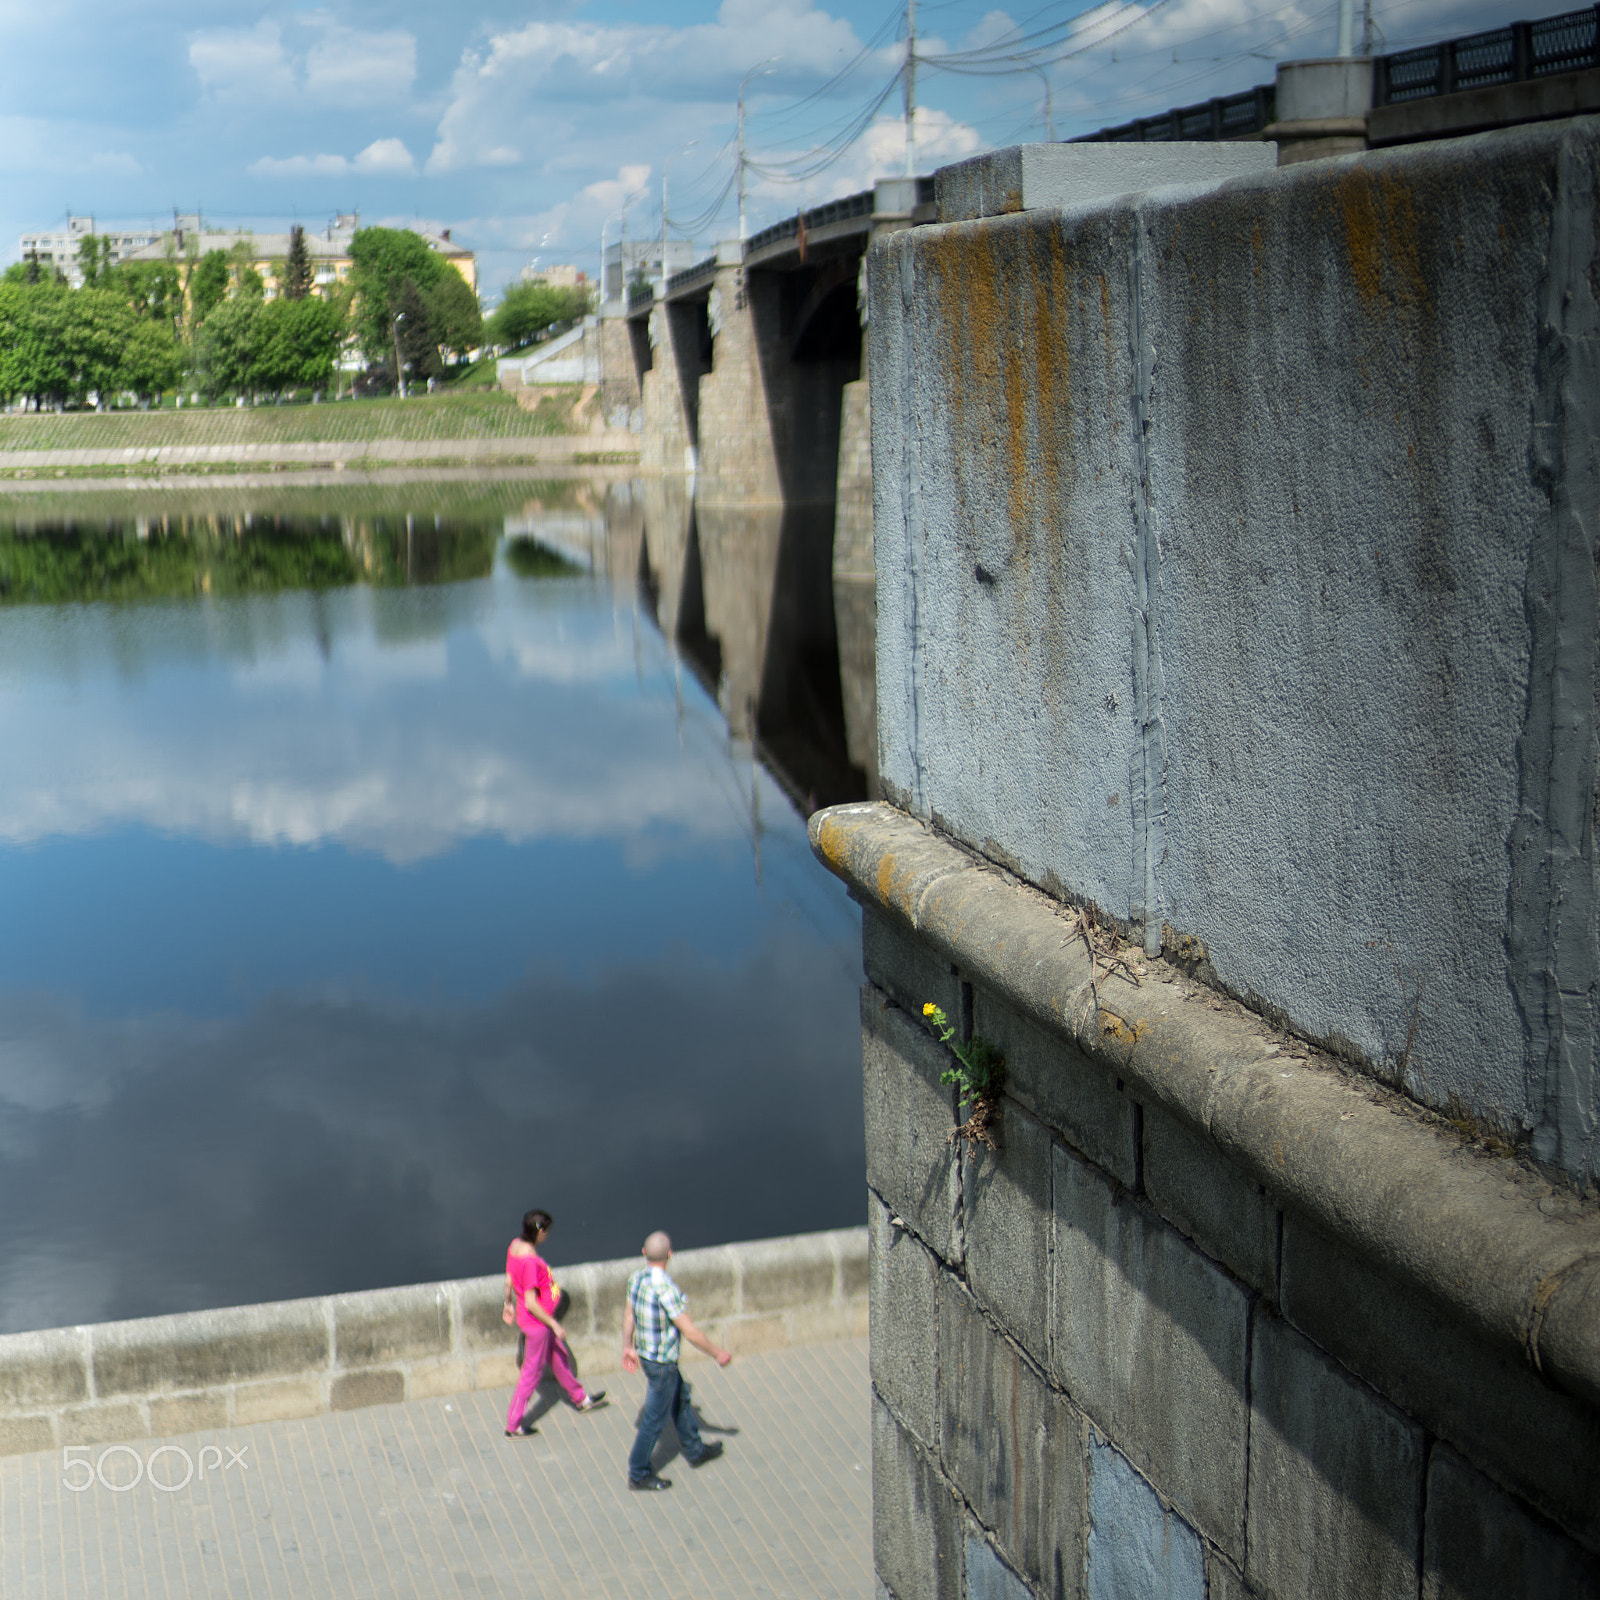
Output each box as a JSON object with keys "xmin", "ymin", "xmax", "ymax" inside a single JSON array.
[{"xmin": 1, "ymin": 0, "xmax": 1539, "ymax": 297}]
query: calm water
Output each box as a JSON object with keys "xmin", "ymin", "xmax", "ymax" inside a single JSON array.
[{"xmin": 0, "ymin": 480, "xmax": 872, "ymax": 1333}]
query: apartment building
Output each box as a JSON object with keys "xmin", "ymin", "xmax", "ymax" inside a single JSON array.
[{"xmin": 16, "ymin": 216, "xmax": 161, "ymax": 285}]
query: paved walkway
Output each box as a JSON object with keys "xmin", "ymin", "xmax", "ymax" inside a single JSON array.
[{"xmin": 0, "ymin": 1339, "xmax": 870, "ymax": 1600}]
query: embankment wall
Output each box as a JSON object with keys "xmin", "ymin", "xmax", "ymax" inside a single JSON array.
[
  {"xmin": 821, "ymin": 114, "xmax": 1600, "ymax": 1600},
  {"xmin": 0, "ymin": 1227, "xmax": 865, "ymax": 1458},
  {"xmin": 871, "ymin": 116, "xmax": 1600, "ymax": 1187}
]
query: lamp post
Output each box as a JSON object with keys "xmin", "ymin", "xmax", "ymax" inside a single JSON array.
[
  {"xmin": 1027, "ymin": 62, "xmax": 1055, "ymax": 142},
  {"xmin": 737, "ymin": 58, "xmax": 780, "ymax": 242},
  {"xmin": 659, "ymin": 140, "xmax": 699, "ymax": 294},
  {"xmin": 392, "ymin": 310, "xmax": 407, "ymax": 399}
]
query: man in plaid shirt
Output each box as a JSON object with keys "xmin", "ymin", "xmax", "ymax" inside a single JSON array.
[{"xmin": 620, "ymin": 1230, "xmax": 732, "ymax": 1490}]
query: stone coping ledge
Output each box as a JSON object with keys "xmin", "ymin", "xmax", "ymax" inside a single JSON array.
[
  {"xmin": 0, "ymin": 1226, "xmax": 866, "ymax": 1457},
  {"xmin": 810, "ymin": 801, "xmax": 1600, "ymax": 1415},
  {"xmin": 0, "ymin": 434, "xmax": 642, "ymax": 469}
]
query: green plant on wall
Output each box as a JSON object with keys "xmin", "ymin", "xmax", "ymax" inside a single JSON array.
[{"xmin": 923, "ymin": 1002, "xmax": 1005, "ymax": 1149}]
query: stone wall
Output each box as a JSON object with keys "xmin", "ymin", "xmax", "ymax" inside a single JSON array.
[
  {"xmin": 827, "ymin": 116, "xmax": 1600, "ymax": 1600},
  {"xmin": 870, "ymin": 118, "xmax": 1600, "ymax": 1188},
  {"xmin": 0, "ymin": 1227, "xmax": 866, "ymax": 1458},
  {"xmin": 813, "ymin": 805, "xmax": 1600, "ymax": 1600}
]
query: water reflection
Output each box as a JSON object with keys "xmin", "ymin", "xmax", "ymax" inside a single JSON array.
[{"xmin": 0, "ymin": 481, "xmax": 870, "ymax": 1332}]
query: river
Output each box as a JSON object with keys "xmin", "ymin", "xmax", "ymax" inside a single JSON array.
[{"xmin": 0, "ymin": 477, "xmax": 874, "ymax": 1333}]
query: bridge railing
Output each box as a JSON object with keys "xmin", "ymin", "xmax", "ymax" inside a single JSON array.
[
  {"xmin": 666, "ymin": 255, "xmax": 719, "ymax": 296},
  {"xmin": 1072, "ymin": 3, "xmax": 1597, "ymax": 140},
  {"xmin": 746, "ymin": 188, "xmax": 874, "ymax": 255},
  {"xmin": 626, "ymin": 280, "xmax": 654, "ymax": 311}
]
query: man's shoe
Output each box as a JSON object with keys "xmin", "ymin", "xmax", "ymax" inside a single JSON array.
[
  {"xmin": 576, "ymin": 1390, "xmax": 608, "ymax": 1412},
  {"xmin": 628, "ymin": 1472, "xmax": 673, "ymax": 1491},
  {"xmin": 687, "ymin": 1441, "xmax": 724, "ymax": 1468}
]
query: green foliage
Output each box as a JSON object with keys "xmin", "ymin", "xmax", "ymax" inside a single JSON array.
[
  {"xmin": 237, "ymin": 266, "xmax": 265, "ymax": 300},
  {"xmin": 394, "ymin": 276, "xmax": 442, "ymax": 386},
  {"xmin": 193, "ymin": 293, "xmax": 346, "ymax": 398},
  {"xmin": 0, "ymin": 283, "xmax": 180, "ymax": 408},
  {"xmin": 75, "ymin": 235, "xmax": 113, "ymax": 288},
  {"xmin": 109, "ymin": 260, "xmax": 184, "ymax": 333},
  {"xmin": 190, "ymin": 250, "xmax": 231, "ymax": 326},
  {"xmin": 921, "ymin": 1003, "xmax": 1004, "ymax": 1108},
  {"xmin": 348, "ymin": 226, "xmax": 447, "ymax": 362},
  {"xmin": 487, "ymin": 281, "xmax": 592, "ymax": 350},
  {"xmin": 119, "ymin": 319, "xmax": 183, "ymax": 402},
  {"xmin": 282, "ymin": 224, "xmax": 313, "ymax": 300},
  {"xmin": 424, "ymin": 267, "xmax": 483, "ymax": 363}
]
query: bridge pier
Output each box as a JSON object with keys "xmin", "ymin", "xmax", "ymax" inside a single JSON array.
[{"xmin": 638, "ymin": 297, "xmax": 707, "ymax": 476}]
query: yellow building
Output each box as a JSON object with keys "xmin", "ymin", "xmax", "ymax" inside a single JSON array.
[{"xmin": 120, "ymin": 212, "xmax": 478, "ymax": 298}]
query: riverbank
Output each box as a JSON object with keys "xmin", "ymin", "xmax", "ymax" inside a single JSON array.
[
  {"xmin": 0, "ymin": 389, "xmax": 590, "ymax": 452},
  {"xmin": 0, "ymin": 1228, "xmax": 867, "ymax": 1457}
]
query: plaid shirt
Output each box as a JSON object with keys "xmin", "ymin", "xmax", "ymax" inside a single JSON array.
[{"xmin": 627, "ymin": 1264, "xmax": 688, "ymax": 1363}]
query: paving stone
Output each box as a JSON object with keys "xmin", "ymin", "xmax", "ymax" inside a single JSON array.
[
  {"xmin": 1246, "ymin": 1315, "xmax": 1424, "ymax": 1600},
  {"xmin": 939, "ymin": 1272, "xmax": 1085, "ymax": 1597},
  {"xmin": 964, "ymin": 1098, "xmax": 1052, "ymax": 1356},
  {"xmin": 1422, "ymin": 1445, "xmax": 1600, "ymax": 1600},
  {"xmin": 873, "ymin": 1387, "xmax": 963, "ymax": 1600},
  {"xmin": 0, "ymin": 1336, "xmax": 874, "ymax": 1600},
  {"xmin": 863, "ymin": 985, "xmax": 963, "ymax": 1264},
  {"xmin": 870, "ymin": 1189, "xmax": 939, "ymax": 1449},
  {"xmin": 1050, "ymin": 1143, "xmax": 1249, "ymax": 1559},
  {"xmin": 1143, "ymin": 1105, "xmax": 1278, "ymax": 1296},
  {"xmin": 973, "ymin": 986, "xmax": 1138, "ymax": 1186},
  {"xmin": 1085, "ymin": 1436, "xmax": 1206, "ymax": 1600}
]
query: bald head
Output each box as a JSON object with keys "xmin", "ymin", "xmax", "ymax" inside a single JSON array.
[{"xmin": 642, "ymin": 1231, "xmax": 672, "ymax": 1263}]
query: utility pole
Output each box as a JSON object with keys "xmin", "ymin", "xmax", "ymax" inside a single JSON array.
[
  {"xmin": 660, "ymin": 141, "xmax": 698, "ymax": 295},
  {"xmin": 1336, "ymin": 0, "xmax": 1356, "ymax": 56},
  {"xmin": 904, "ymin": 0, "xmax": 917, "ymax": 178},
  {"xmin": 737, "ymin": 59, "xmax": 780, "ymax": 242}
]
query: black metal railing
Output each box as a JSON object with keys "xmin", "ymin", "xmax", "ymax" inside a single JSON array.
[
  {"xmin": 747, "ymin": 188, "xmax": 874, "ymax": 254},
  {"xmin": 1077, "ymin": 85, "xmax": 1276, "ymax": 143},
  {"xmin": 1073, "ymin": 4, "xmax": 1596, "ymax": 138},
  {"xmin": 1375, "ymin": 5, "xmax": 1597, "ymax": 103},
  {"xmin": 626, "ymin": 281, "xmax": 654, "ymax": 311},
  {"xmin": 666, "ymin": 256, "xmax": 718, "ymax": 296}
]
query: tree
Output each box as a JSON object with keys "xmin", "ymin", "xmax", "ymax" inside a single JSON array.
[
  {"xmin": 106, "ymin": 259, "xmax": 183, "ymax": 331},
  {"xmin": 393, "ymin": 276, "xmax": 442, "ymax": 386},
  {"xmin": 190, "ymin": 250, "xmax": 230, "ymax": 326},
  {"xmin": 192, "ymin": 294, "xmax": 264, "ymax": 399},
  {"xmin": 424, "ymin": 266, "xmax": 483, "ymax": 365},
  {"xmin": 256, "ymin": 295, "xmax": 345, "ymax": 392},
  {"xmin": 282, "ymin": 224, "xmax": 313, "ymax": 300},
  {"xmin": 347, "ymin": 226, "xmax": 446, "ymax": 364},
  {"xmin": 75, "ymin": 234, "xmax": 113, "ymax": 288},
  {"xmin": 487, "ymin": 281, "xmax": 592, "ymax": 350},
  {"xmin": 119, "ymin": 318, "xmax": 183, "ymax": 403}
]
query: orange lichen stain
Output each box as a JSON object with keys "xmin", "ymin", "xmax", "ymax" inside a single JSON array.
[
  {"xmin": 1100, "ymin": 1014, "xmax": 1146, "ymax": 1045},
  {"xmin": 876, "ymin": 852, "xmax": 898, "ymax": 908},
  {"xmin": 1338, "ymin": 168, "xmax": 1429, "ymax": 315},
  {"xmin": 1000, "ymin": 187, "xmax": 1024, "ymax": 215},
  {"xmin": 1250, "ymin": 223, "xmax": 1264, "ymax": 280},
  {"xmin": 816, "ymin": 816, "xmax": 847, "ymax": 873}
]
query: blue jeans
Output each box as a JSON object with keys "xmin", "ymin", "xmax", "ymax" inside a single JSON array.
[{"xmin": 627, "ymin": 1357, "xmax": 707, "ymax": 1481}]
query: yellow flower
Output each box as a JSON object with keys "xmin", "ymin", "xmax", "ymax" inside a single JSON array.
[{"xmin": 923, "ymin": 1002, "xmax": 937, "ymax": 1016}]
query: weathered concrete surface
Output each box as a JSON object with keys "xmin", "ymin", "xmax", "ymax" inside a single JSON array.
[
  {"xmin": 937, "ymin": 143, "xmax": 1277, "ymax": 224},
  {"xmin": 869, "ymin": 118, "xmax": 1600, "ymax": 1187}
]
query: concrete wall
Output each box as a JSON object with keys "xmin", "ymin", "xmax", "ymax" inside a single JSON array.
[
  {"xmin": 869, "ymin": 117, "xmax": 1600, "ymax": 1187},
  {"xmin": 0, "ymin": 1227, "xmax": 866, "ymax": 1458},
  {"xmin": 812, "ymin": 804, "xmax": 1600, "ymax": 1600}
]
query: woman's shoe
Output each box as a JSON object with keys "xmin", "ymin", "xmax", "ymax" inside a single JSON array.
[
  {"xmin": 503, "ymin": 1422, "xmax": 538, "ymax": 1437},
  {"xmin": 576, "ymin": 1390, "xmax": 608, "ymax": 1412}
]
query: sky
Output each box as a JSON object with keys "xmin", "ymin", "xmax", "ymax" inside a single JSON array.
[{"xmin": 0, "ymin": 0, "xmax": 1547, "ymax": 297}]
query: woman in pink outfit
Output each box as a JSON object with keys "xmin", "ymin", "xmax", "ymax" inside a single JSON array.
[{"xmin": 502, "ymin": 1209, "xmax": 606, "ymax": 1437}]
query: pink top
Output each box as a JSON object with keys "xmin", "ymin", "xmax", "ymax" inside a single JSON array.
[{"xmin": 507, "ymin": 1248, "xmax": 554, "ymax": 1333}]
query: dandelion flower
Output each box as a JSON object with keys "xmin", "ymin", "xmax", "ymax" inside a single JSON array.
[{"xmin": 923, "ymin": 1002, "xmax": 936, "ymax": 1016}]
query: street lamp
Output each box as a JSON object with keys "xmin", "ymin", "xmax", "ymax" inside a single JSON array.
[
  {"xmin": 737, "ymin": 58, "xmax": 780, "ymax": 242},
  {"xmin": 1026, "ymin": 63, "xmax": 1055, "ymax": 142},
  {"xmin": 392, "ymin": 310, "xmax": 407, "ymax": 399},
  {"xmin": 659, "ymin": 139, "xmax": 699, "ymax": 295}
]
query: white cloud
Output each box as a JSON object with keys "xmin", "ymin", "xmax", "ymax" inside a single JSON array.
[
  {"xmin": 189, "ymin": 14, "xmax": 417, "ymax": 107},
  {"xmin": 250, "ymin": 138, "xmax": 416, "ymax": 179},
  {"xmin": 0, "ymin": 115, "xmax": 142, "ymax": 178}
]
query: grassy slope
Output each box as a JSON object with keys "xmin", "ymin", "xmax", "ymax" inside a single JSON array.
[{"xmin": 0, "ymin": 389, "xmax": 599, "ymax": 452}]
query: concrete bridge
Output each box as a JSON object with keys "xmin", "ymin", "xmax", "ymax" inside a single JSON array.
[{"xmin": 598, "ymin": 177, "xmax": 933, "ymax": 520}]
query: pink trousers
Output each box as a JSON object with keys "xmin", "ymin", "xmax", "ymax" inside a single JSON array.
[{"xmin": 506, "ymin": 1322, "xmax": 585, "ymax": 1430}]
